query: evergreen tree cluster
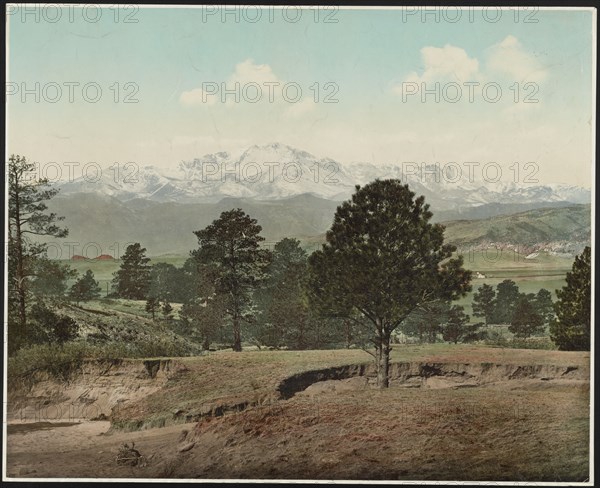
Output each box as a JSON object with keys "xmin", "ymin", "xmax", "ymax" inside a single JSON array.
[{"xmin": 471, "ymin": 280, "xmax": 555, "ymax": 338}]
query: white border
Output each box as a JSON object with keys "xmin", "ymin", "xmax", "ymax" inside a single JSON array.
[{"xmin": 3, "ymin": 4, "xmax": 596, "ymax": 485}]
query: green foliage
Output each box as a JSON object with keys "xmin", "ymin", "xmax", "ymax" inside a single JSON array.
[
  {"xmin": 534, "ymin": 288, "xmax": 555, "ymax": 325},
  {"xmin": 7, "ymin": 338, "xmax": 192, "ymax": 384},
  {"xmin": 509, "ymin": 295, "xmax": 544, "ymax": 338},
  {"xmin": 148, "ymin": 263, "xmax": 188, "ymax": 303},
  {"xmin": 492, "ymin": 279, "xmax": 520, "ymax": 324},
  {"xmin": 145, "ymin": 296, "xmax": 160, "ymax": 320},
  {"xmin": 192, "ymin": 208, "xmax": 270, "ymax": 351},
  {"xmin": 8, "ymin": 154, "xmax": 69, "ymax": 351},
  {"xmin": 161, "ymin": 300, "xmax": 173, "ymax": 320},
  {"xmin": 112, "ymin": 243, "xmax": 151, "ymax": 300},
  {"xmin": 308, "ymin": 180, "xmax": 472, "ymax": 387},
  {"xmin": 29, "ymin": 302, "xmax": 80, "ymax": 344},
  {"xmin": 550, "ymin": 246, "xmax": 591, "ymax": 350},
  {"xmin": 255, "ymin": 238, "xmax": 311, "ymax": 349},
  {"xmin": 8, "ymin": 342, "xmax": 92, "ymax": 383},
  {"xmin": 472, "ymin": 283, "xmax": 496, "ymax": 325},
  {"xmin": 179, "ymin": 259, "xmax": 230, "ymax": 350},
  {"xmin": 441, "ymin": 305, "xmax": 481, "ymax": 344},
  {"xmin": 69, "ymin": 270, "xmax": 102, "ymax": 303},
  {"xmin": 400, "ymin": 300, "xmax": 450, "ymax": 343},
  {"xmin": 30, "ymin": 258, "xmax": 77, "ymax": 300}
]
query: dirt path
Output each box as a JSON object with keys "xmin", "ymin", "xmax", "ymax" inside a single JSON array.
[{"xmin": 6, "ymin": 420, "xmax": 183, "ymax": 478}]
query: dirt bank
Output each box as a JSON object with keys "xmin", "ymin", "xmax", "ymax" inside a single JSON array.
[
  {"xmin": 277, "ymin": 361, "xmax": 588, "ymax": 397},
  {"xmin": 7, "ymin": 359, "xmax": 185, "ymax": 423},
  {"xmin": 8, "ymin": 356, "xmax": 588, "ymax": 430}
]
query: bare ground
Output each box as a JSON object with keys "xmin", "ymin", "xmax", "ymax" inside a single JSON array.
[{"xmin": 6, "ymin": 379, "xmax": 589, "ymax": 481}]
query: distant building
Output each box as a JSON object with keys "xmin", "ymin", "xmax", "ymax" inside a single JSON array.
[{"xmin": 475, "ymin": 272, "xmax": 486, "ymax": 279}]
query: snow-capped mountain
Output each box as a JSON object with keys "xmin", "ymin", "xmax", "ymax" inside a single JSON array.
[{"xmin": 56, "ymin": 143, "xmax": 591, "ymax": 209}]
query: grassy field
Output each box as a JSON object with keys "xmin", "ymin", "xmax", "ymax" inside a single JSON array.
[
  {"xmin": 109, "ymin": 344, "xmax": 589, "ymax": 430},
  {"xmin": 453, "ymin": 250, "xmax": 573, "ymax": 317},
  {"xmin": 62, "ymin": 249, "xmax": 574, "ymax": 306}
]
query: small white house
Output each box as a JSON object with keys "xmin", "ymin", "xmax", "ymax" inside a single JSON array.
[{"xmin": 475, "ymin": 272, "xmax": 486, "ymax": 279}]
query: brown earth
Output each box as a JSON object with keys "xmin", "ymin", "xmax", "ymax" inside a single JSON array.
[
  {"xmin": 6, "ymin": 378, "xmax": 589, "ymax": 481},
  {"xmin": 6, "ymin": 347, "xmax": 591, "ymax": 481}
]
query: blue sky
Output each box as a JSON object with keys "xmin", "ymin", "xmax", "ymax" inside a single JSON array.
[{"xmin": 6, "ymin": 6, "xmax": 595, "ymax": 186}]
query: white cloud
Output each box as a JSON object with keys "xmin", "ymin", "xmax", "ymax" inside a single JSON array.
[
  {"xmin": 228, "ymin": 58, "xmax": 280, "ymax": 85},
  {"xmin": 403, "ymin": 44, "xmax": 481, "ymax": 84},
  {"xmin": 396, "ymin": 36, "xmax": 548, "ymax": 87},
  {"xmin": 180, "ymin": 59, "xmax": 285, "ymax": 107},
  {"xmin": 486, "ymin": 35, "xmax": 548, "ymax": 83}
]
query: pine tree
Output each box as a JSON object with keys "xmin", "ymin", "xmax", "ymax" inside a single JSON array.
[
  {"xmin": 441, "ymin": 305, "xmax": 482, "ymax": 344},
  {"xmin": 534, "ymin": 288, "xmax": 554, "ymax": 325},
  {"xmin": 69, "ymin": 270, "xmax": 101, "ymax": 304},
  {"xmin": 8, "ymin": 154, "xmax": 68, "ymax": 349},
  {"xmin": 493, "ymin": 279, "xmax": 520, "ymax": 324},
  {"xmin": 264, "ymin": 238, "xmax": 310, "ymax": 349},
  {"xmin": 149, "ymin": 263, "xmax": 186, "ymax": 302},
  {"xmin": 509, "ymin": 295, "xmax": 544, "ymax": 338},
  {"xmin": 400, "ymin": 300, "xmax": 450, "ymax": 343},
  {"xmin": 308, "ymin": 180, "xmax": 471, "ymax": 388},
  {"xmin": 192, "ymin": 209, "xmax": 270, "ymax": 352},
  {"xmin": 179, "ymin": 258, "xmax": 229, "ymax": 350},
  {"xmin": 112, "ymin": 243, "xmax": 151, "ymax": 300},
  {"xmin": 472, "ymin": 283, "xmax": 496, "ymax": 325},
  {"xmin": 550, "ymin": 247, "xmax": 591, "ymax": 350},
  {"xmin": 162, "ymin": 300, "xmax": 173, "ymax": 321},
  {"xmin": 145, "ymin": 296, "xmax": 160, "ymax": 320}
]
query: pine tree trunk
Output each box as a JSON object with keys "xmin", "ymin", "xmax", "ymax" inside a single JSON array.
[
  {"xmin": 14, "ymin": 184, "xmax": 28, "ymax": 340},
  {"xmin": 232, "ymin": 314, "xmax": 242, "ymax": 352},
  {"xmin": 376, "ymin": 326, "xmax": 391, "ymax": 388},
  {"xmin": 345, "ymin": 319, "xmax": 352, "ymax": 349}
]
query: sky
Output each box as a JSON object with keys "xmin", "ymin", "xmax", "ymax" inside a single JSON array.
[{"xmin": 6, "ymin": 6, "xmax": 596, "ymax": 187}]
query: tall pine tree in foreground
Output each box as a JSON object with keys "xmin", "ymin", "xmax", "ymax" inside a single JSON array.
[
  {"xmin": 550, "ymin": 247, "xmax": 591, "ymax": 350},
  {"xmin": 112, "ymin": 243, "xmax": 151, "ymax": 300},
  {"xmin": 308, "ymin": 180, "xmax": 471, "ymax": 388}
]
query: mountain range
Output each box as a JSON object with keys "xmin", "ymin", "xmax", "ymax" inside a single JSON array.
[
  {"xmin": 57, "ymin": 142, "xmax": 590, "ymax": 211},
  {"xmin": 45, "ymin": 143, "xmax": 591, "ymax": 256}
]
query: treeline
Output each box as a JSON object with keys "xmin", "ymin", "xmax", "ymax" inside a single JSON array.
[
  {"xmin": 473, "ymin": 281, "xmax": 554, "ymax": 337},
  {"xmin": 105, "ymin": 236, "xmax": 364, "ymax": 351},
  {"xmin": 393, "ymin": 281, "xmax": 554, "ymax": 344}
]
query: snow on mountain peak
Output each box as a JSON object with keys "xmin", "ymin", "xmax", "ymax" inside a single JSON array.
[{"xmin": 55, "ymin": 143, "xmax": 591, "ymax": 207}]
